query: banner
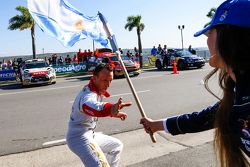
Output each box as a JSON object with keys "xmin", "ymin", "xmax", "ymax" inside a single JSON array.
[
  {"xmin": 53, "ymin": 63, "xmax": 88, "ymax": 75},
  {"xmin": 0, "ymin": 70, "xmax": 16, "ymax": 81}
]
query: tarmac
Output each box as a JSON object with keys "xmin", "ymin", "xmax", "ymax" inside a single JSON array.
[
  {"xmin": 0, "ymin": 66, "xmax": 218, "ymax": 166},
  {"xmin": 0, "ymin": 129, "xmax": 217, "ymax": 167}
]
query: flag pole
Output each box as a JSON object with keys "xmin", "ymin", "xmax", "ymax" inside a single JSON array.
[{"xmin": 98, "ymin": 12, "xmax": 156, "ymax": 143}]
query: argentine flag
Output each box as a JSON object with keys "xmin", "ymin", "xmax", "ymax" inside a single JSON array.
[{"xmin": 27, "ymin": 0, "xmax": 110, "ymax": 48}]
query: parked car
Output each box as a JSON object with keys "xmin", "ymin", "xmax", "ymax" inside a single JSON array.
[
  {"xmin": 19, "ymin": 59, "xmax": 56, "ymax": 86},
  {"xmin": 88, "ymin": 53, "xmax": 140, "ymax": 78},
  {"xmin": 155, "ymin": 49, "xmax": 205, "ymax": 70}
]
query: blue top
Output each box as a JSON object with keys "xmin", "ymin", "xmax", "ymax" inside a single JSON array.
[
  {"xmin": 151, "ymin": 48, "xmax": 157, "ymax": 55},
  {"xmin": 165, "ymin": 70, "xmax": 250, "ymax": 157}
]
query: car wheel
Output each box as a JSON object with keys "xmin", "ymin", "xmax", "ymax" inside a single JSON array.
[
  {"xmin": 134, "ymin": 72, "xmax": 140, "ymax": 77},
  {"xmin": 155, "ymin": 60, "xmax": 162, "ymax": 70},
  {"xmin": 21, "ymin": 83, "xmax": 27, "ymax": 88},
  {"xmin": 177, "ymin": 61, "xmax": 185, "ymax": 70},
  {"xmin": 52, "ymin": 81, "xmax": 56, "ymax": 84}
]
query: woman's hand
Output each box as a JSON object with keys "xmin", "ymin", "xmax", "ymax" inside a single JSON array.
[{"xmin": 140, "ymin": 117, "xmax": 164, "ymax": 134}]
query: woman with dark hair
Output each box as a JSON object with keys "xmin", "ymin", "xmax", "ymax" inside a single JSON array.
[{"xmin": 140, "ymin": 0, "xmax": 250, "ymax": 166}]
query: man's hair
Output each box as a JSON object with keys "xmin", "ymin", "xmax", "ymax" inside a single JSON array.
[{"xmin": 93, "ymin": 64, "xmax": 113, "ymax": 76}]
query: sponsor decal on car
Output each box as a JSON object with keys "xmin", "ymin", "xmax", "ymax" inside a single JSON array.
[{"xmin": 30, "ymin": 71, "xmax": 48, "ymax": 76}]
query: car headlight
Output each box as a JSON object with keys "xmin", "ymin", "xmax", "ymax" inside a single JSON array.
[
  {"xmin": 24, "ymin": 72, "xmax": 31, "ymax": 78},
  {"xmin": 186, "ymin": 58, "xmax": 193, "ymax": 63},
  {"xmin": 48, "ymin": 69, "xmax": 55, "ymax": 75}
]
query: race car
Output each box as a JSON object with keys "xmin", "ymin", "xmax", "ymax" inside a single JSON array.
[
  {"xmin": 88, "ymin": 53, "xmax": 140, "ymax": 78},
  {"xmin": 155, "ymin": 49, "xmax": 205, "ymax": 70},
  {"xmin": 100, "ymin": 54, "xmax": 140, "ymax": 78},
  {"xmin": 19, "ymin": 59, "xmax": 56, "ymax": 86}
]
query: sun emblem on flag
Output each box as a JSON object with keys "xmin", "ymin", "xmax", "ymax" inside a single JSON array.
[{"xmin": 75, "ymin": 20, "xmax": 84, "ymax": 30}]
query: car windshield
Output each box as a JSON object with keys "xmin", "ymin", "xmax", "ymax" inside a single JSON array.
[
  {"xmin": 98, "ymin": 48, "xmax": 112, "ymax": 53},
  {"xmin": 24, "ymin": 62, "xmax": 49, "ymax": 69},
  {"xmin": 108, "ymin": 56, "xmax": 131, "ymax": 62},
  {"xmin": 121, "ymin": 56, "xmax": 131, "ymax": 60},
  {"xmin": 176, "ymin": 50, "xmax": 193, "ymax": 57},
  {"xmin": 109, "ymin": 56, "xmax": 118, "ymax": 61}
]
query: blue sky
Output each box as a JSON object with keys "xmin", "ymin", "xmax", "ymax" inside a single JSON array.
[{"xmin": 0, "ymin": 0, "xmax": 225, "ymax": 57}]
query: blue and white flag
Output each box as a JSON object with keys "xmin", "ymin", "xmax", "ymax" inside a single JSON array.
[{"xmin": 27, "ymin": 0, "xmax": 110, "ymax": 47}]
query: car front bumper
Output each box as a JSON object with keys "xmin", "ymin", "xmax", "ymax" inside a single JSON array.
[
  {"xmin": 22, "ymin": 74, "xmax": 56, "ymax": 85},
  {"xmin": 186, "ymin": 61, "xmax": 205, "ymax": 67},
  {"xmin": 114, "ymin": 67, "xmax": 140, "ymax": 77}
]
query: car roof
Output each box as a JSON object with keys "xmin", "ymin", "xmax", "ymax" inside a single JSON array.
[{"xmin": 25, "ymin": 59, "xmax": 45, "ymax": 63}]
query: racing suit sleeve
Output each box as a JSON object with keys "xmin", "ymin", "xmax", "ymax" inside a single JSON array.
[
  {"xmin": 81, "ymin": 92, "xmax": 113, "ymax": 117},
  {"xmin": 165, "ymin": 102, "xmax": 220, "ymax": 135}
]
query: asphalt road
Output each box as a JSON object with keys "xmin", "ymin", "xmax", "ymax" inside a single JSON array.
[{"xmin": 0, "ymin": 64, "xmax": 219, "ymax": 156}]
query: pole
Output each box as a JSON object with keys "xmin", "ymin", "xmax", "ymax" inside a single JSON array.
[
  {"xmin": 93, "ymin": 40, "xmax": 95, "ymax": 52},
  {"xmin": 181, "ymin": 29, "xmax": 183, "ymax": 50},
  {"xmin": 98, "ymin": 12, "xmax": 156, "ymax": 143},
  {"xmin": 116, "ymin": 51, "xmax": 156, "ymax": 143},
  {"xmin": 178, "ymin": 25, "xmax": 184, "ymax": 50}
]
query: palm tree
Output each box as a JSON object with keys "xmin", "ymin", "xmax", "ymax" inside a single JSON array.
[
  {"xmin": 125, "ymin": 15, "xmax": 145, "ymax": 68},
  {"xmin": 204, "ymin": 7, "xmax": 216, "ymax": 28},
  {"xmin": 8, "ymin": 6, "xmax": 36, "ymax": 59}
]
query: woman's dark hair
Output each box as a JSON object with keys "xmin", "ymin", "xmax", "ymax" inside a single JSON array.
[
  {"xmin": 93, "ymin": 63, "xmax": 113, "ymax": 76},
  {"xmin": 204, "ymin": 25, "xmax": 250, "ymax": 167}
]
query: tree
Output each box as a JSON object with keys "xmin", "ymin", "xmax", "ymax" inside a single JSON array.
[
  {"xmin": 8, "ymin": 6, "xmax": 36, "ymax": 59},
  {"xmin": 125, "ymin": 15, "xmax": 145, "ymax": 68},
  {"xmin": 204, "ymin": 7, "xmax": 216, "ymax": 28}
]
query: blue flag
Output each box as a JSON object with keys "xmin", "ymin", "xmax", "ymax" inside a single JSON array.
[{"xmin": 27, "ymin": 0, "xmax": 110, "ymax": 48}]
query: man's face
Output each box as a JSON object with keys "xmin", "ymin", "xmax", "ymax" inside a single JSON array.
[{"xmin": 93, "ymin": 69, "xmax": 113, "ymax": 94}]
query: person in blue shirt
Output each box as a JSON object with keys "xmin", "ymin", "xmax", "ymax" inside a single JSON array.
[
  {"xmin": 141, "ymin": 1, "xmax": 250, "ymax": 166},
  {"xmin": 151, "ymin": 46, "xmax": 157, "ymax": 56}
]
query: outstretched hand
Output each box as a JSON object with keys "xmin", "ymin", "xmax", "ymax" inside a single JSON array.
[{"xmin": 111, "ymin": 97, "xmax": 132, "ymax": 121}]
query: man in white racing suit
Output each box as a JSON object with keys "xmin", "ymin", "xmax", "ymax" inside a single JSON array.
[{"xmin": 66, "ymin": 64, "xmax": 131, "ymax": 167}]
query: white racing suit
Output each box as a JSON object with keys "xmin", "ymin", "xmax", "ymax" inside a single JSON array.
[{"xmin": 66, "ymin": 79, "xmax": 123, "ymax": 167}]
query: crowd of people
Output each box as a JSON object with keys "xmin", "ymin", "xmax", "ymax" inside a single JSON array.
[
  {"xmin": 43, "ymin": 48, "xmax": 94, "ymax": 66},
  {"xmin": 0, "ymin": 58, "xmax": 22, "ymax": 71},
  {"xmin": 151, "ymin": 44, "xmax": 168, "ymax": 56}
]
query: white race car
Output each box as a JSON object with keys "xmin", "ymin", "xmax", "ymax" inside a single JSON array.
[{"xmin": 20, "ymin": 59, "xmax": 56, "ymax": 86}]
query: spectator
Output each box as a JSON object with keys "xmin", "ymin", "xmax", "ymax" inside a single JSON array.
[
  {"xmin": 0, "ymin": 61, "xmax": 2, "ymax": 70},
  {"xmin": 134, "ymin": 47, "xmax": 139, "ymax": 58},
  {"xmin": 52, "ymin": 54, "xmax": 57, "ymax": 66},
  {"xmin": 157, "ymin": 44, "xmax": 162, "ymax": 54},
  {"xmin": 73, "ymin": 54, "xmax": 78, "ymax": 64},
  {"xmin": 48, "ymin": 57, "xmax": 52, "ymax": 65},
  {"xmin": 151, "ymin": 46, "xmax": 157, "ymax": 56},
  {"xmin": 119, "ymin": 48, "xmax": 123, "ymax": 54},
  {"xmin": 87, "ymin": 49, "xmax": 92, "ymax": 57},
  {"xmin": 57, "ymin": 56, "xmax": 64, "ymax": 65},
  {"xmin": 162, "ymin": 45, "xmax": 168, "ymax": 55},
  {"xmin": 188, "ymin": 45, "xmax": 196, "ymax": 55},
  {"xmin": 6, "ymin": 59, "xmax": 13, "ymax": 70},
  {"xmin": 126, "ymin": 50, "xmax": 133, "ymax": 60},
  {"xmin": 65, "ymin": 54, "xmax": 72, "ymax": 65},
  {"xmin": 77, "ymin": 49, "xmax": 84, "ymax": 63},
  {"xmin": 162, "ymin": 45, "xmax": 168, "ymax": 66},
  {"xmin": 44, "ymin": 57, "xmax": 50, "ymax": 65},
  {"xmin": 83, "ymin": 49, "xmax": 88, "ymax": 62}
]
